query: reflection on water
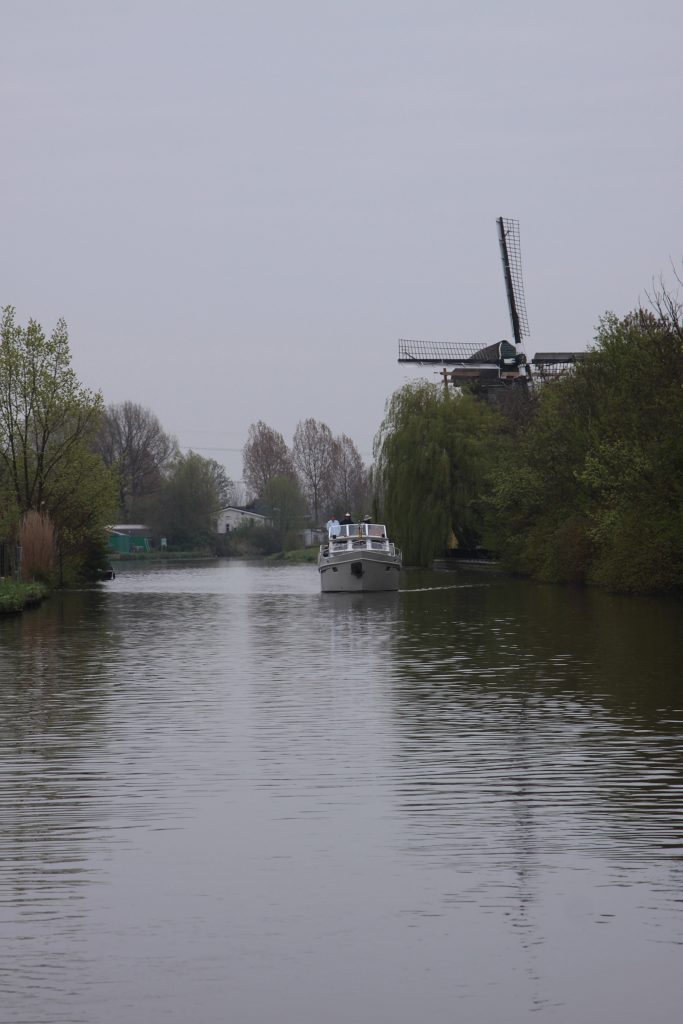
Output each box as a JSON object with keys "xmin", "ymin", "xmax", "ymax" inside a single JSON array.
[{"xmin": 0, "ymin": 560, "xmax": 681, "ymax": 1023}]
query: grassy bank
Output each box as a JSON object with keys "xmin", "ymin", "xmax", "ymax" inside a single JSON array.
[
  {"xmin": 110, "ymin": 548, "xmax": 318, "ymax": 565},
  {"xmin": 110, "ymin": 550, "xmax": 216, "ymax": 563},
  {"xmin": 0, "ymin": 580, "xmax": 49, "ymax": 614},
  {"xmin": 266, "ymin": 548, "xmax": 318, "ymax": 564}
]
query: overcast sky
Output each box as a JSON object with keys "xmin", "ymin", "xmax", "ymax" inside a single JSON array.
[{"xmin": 3, "ymin": 0, "xmax": 682, "ymax": 482}]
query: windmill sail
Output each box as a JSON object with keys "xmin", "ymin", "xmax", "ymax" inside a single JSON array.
[{"xmin": 497, "ymin": 217, "xmax": 529, "ymax": 348}]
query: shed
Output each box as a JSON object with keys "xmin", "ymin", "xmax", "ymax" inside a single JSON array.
[{"xmin": 107, "ymin": 524, "xmax": 152, "ymax": 553}]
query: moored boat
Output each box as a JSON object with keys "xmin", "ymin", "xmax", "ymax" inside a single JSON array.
[{"xmin": 318, "ymin": 521, "xmax": 402, "ymax": 593}]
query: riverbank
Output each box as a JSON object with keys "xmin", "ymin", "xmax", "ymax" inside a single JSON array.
[
  {"xmin": 111, "ymin": 548, "xmax": 319, "ymax": 565},
  {"xmin": 266, "ymin": 548, "xmax": 318, "ymax": 564},
  {"xmin": 110, "ymin": 550, "xmax": 217, "ymax": 564},
  {"xmin": 0, "ymin": 580, "xmax": 49, "ymax": 614}
]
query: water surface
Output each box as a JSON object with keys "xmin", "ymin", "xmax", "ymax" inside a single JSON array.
[{"xmin": 1, "ymin": 561, "xmax": 681, "ymax": 1023}]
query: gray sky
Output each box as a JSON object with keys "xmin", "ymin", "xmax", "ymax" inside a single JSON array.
[{"xmin": 3, "ymin": 0, "xmax": 682, "ymax": 482}]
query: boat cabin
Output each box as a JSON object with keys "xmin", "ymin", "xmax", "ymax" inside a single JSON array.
[
  {"xmin": 333, "ymin": 522, "xmax": 387, "ymax": 540},
  {"xmin": 322, "ymin": 523, "xmax": 395, "ymax": 557}
]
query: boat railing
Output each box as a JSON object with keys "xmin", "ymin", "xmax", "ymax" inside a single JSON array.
[
  {"xmin": 333, "ymin": 523, "xmax": 388, "ymax": 540},
  {"xmin": 320, "ymin": 535, "xmax": 399, "ymax": 557}
]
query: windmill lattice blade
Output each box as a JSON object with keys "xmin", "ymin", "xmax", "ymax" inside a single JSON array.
[
  {"xmin": 498, "ymin": 217, "xmax": 530, "ymax": 339},
  {"xmin": 398, "ymin": 339, "xmax": 491, "ymax": 363}
]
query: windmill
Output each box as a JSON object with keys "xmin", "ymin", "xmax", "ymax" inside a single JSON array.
[{"xmin": 398, "ymin": 217, "xmax": 585, "ymax": 393}]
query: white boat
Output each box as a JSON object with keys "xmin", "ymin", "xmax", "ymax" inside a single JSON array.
[{"xmin": 318, "ymin": 521, "xmax": 402, "ymax": 593}]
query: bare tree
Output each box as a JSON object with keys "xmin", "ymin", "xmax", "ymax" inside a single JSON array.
[
  {"xmin": 329, "ymin": 433, "xmax": 370, "ymax": 517},
  {"xmin": 646, "ymin": 264, "xmax": 683, "ymax": 342},
  {"xmin": 292, "ymin": 418, "xmax": 336, "ymax": 523},
  {"xmin": 230, "ymin": 480, "xmax": 247, "ymax": 508},
  {"xmin": 242, "ymin": 421, "xmax": 294, "ymax": 499},
  {"xmin": 94, "ymin": 401, "xmax": 178, "ymax": 519}
]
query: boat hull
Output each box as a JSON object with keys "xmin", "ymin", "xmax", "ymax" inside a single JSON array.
[{"xmin": 318, "ymin": 551, "xmax": 401, "ymax": 592}]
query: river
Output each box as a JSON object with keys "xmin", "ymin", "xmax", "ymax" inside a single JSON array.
[{"xmin": 1, "ymin": 560, "xmax": 681, "ymax": 1023}]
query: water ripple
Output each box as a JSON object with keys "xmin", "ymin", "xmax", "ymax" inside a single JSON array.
[{"xmin": 1, "ymin": 561, "xmax": 681, "ymax": 1022}]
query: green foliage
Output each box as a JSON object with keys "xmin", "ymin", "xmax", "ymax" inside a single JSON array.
[
  {"xmin": 491, "ymin": 308, "xmax": 683, "ymax": 592},
  {"xmin": 261, "ymin": 474, "xmax": 307, "ymax": 546},
  {"xmin": 225, "ymin": 522, "xmax": 282, "ymax": 556},
  {"xmin": 0, "ymin": 306, "xmax": 118, "ymax": 582},
  {"xmin": 0, "ymin": 579, "xmax": 48, "ymax": 614},
  {"xmin": 153, "ymin": 450, "xmax": 231, "ymax": 549},
  {"xmin": 0, "ymin": 478, "xmax": 20, "ymax": 540},
  {"xmin": 375, "ymin": 381, "xmax": 504, "ymax": 566},
  {"xmin": 51, "ymin": 445, "xmax": 118, "ymax": 582},
  {"xmin": 267, "ymin": 547, "xmax": 318, "ymax": 563}
]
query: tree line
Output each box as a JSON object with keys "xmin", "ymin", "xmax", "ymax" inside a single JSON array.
[
  {"xmin": 241, "ymin": 419, "xmax": 370, "ymax": 534},
  {"xmin": 374, "ymin": 291, "xmax": 683, "ymax": 593},
  {"xmin": 94, "ymin": 411, "xmax": 370, "ymax": 555},
  {"xmin": 4, "ymin": 280, "xmax": 681, "ymax": 593},
  {"xmin": 0, "ymin": 305, "xmax": 371, "ymax": 581}
]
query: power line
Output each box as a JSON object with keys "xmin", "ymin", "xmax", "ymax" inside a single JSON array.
[
  {"xmin": 180, "ymin": 443, "xmax": 374, "ymax": 458},
  {"xmin": 179, "ymin": 445, "xmax": 243, "ymax": 453}
]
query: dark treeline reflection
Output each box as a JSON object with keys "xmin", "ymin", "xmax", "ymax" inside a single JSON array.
[
  {"xmin": 397, "ymin": 569, "xmax": 681, "ymax": 710},
  {"xmin": 390, "ymin": 570, "xmax": 683, "ymax": 867}
]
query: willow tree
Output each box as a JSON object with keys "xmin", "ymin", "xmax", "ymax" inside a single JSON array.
[{"xmin": 374, "ymin": 381, "xmax": 503, "ymax": 566}]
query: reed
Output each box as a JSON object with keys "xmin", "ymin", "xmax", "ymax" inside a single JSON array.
[{"xmin": 20, "ymin": 510, "xmax": 56, "ymax": 582}]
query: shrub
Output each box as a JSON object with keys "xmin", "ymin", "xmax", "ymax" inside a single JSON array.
[{"xmin": 226, "ymin": 524, "xmax": 281, "ymax": 556}]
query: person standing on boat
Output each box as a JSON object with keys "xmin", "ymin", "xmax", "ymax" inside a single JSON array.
[
  {"xmin": 341, "ymin": 513, "xmax": 353, "ymax": 529},
  {"xmin": 326, "ymin": 515, "xmax": 341, "ymax": 537}
]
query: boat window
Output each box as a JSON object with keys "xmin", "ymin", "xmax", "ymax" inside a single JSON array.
[{"xmin": 339, "ymin": 524, "xmax": 361, "ymax": 538}]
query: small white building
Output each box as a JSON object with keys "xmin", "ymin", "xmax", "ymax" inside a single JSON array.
[{"xmin": 216, "ymin": 507, "xmax": 269, "ymax": 534}]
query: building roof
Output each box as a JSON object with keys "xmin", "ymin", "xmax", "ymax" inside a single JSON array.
[
  {"xmin": 108, "ymin": 524, "xmax": 152, "ymax": 533},
  {"xmin": 218, "ymin": 507, "xmax": 266, "ymax": 517}
]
